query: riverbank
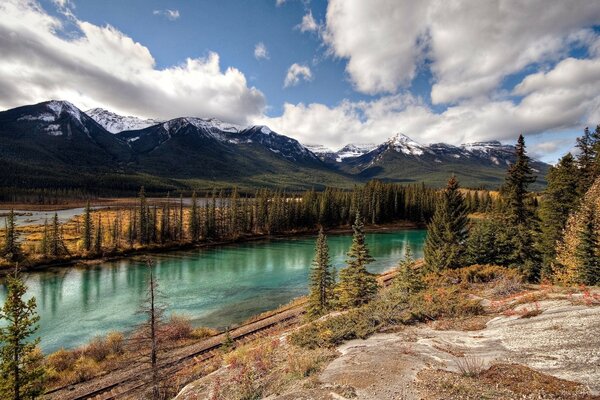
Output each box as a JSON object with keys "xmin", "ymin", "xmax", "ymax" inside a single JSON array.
[{"xmin": 0, "ymin": 220, "xmax": 422, "ymax": 275}]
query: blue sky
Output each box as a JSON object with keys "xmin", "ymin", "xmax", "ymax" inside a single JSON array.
[{"xmin": 3, "ymin": 0, "xmax": 600, "ymax": 162}]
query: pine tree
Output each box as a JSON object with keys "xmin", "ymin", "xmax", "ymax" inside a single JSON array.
[
  {"xmin": 82, "ymin": 201, "xmax": 93, "ymax": 252},
  {"xmin": 0, "ymin": 267, "xmax": 45, "ymax": 400},
  {"xmin": 2, "ymin": 210, "xmax": 21, "ymax": 262},
  {"xmin": 424, "ymin": 176, "xmax": 468, "ymax": 271},
  {"xmin": 138, "ymin": 187, "xmax": 148, "ymax": 245},
  {"xmin": 189, "ymin": 191, "xmax": 200, "ymax": 242},
  {"xmin": 306, "ymin": 228, "xmax": 335, "ymax": 318},
  {"xmin": 40, "ymin": 219, "xmax": 49, "ymax": 257},
  {"xmin": 49, "ymin": 213, "xmax": 68, "ymax": 257},
  {"xmin": 335, "ymin": 212, "xmax": 378, "ymax": 309},
  {"xmin": 94, "ymin": 214, "xmax": 102, "ymax": 254},
  {"xmin": 575, "ymin": 206, "xmax": 600, "ymax": 285},
  {"xmin": 392, "ymin": 246, "xmax": 424, "ymax": 296},
  {"xmin": 576, "ymin": 126, "xmax": 598, "ymax": 195},
  {"xmin": 502, "ymin": 135, "xmax": 536, "ymax": 225},
  {"xmin": 538, "ymin": 153, "xmax": 579, "ymax": 277}
]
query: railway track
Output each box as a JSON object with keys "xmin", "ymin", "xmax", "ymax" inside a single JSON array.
[
  {"xmin": 44, "ymin": 261, "xmax": 422, "ymax": 400},
  {"xmin": 44, "ymin": 306, "xmax": 304, "ymax": 400}
]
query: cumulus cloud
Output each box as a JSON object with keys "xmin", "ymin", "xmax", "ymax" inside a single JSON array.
[
  {"xmin": 297, "ymin": 11, "xmax": 319, "ymax": 33},
  {"xmin": 257, "ymin": 55, "xmax": 600, "ymax": 150},
  {"xmin": 254, "ymin": 42, "xmax": 269, "ymax": 60},
  {"xmin": 153, "ymin": 9, "xmax": 180, "ymax": 21},
  {"xmin": 324, "ymin": 0, "xmax": 600, "ymax": 103},
  {"xmin": 284, "ymin": 63, "xmax": 312, "ymax": 87},
  {"xmin": 0, "ymin": 0, "xmax": 265, "ymax": 123}
]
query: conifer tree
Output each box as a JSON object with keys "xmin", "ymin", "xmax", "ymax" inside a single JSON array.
[
  {"xmin": 2, "ymin": 210, "xmax": 21, "ymax": 262},
  {"xmin": 576, "ymin": 126, "xmax": 598, "ymax": 195},
  {"xmin": 307, "ymin": 228, "xmax": 335, "ymax": 318},
  {"xmin": 335, "ymin": 212, "xmax": 378, "ymax": 309},
  {"xmin": 178, "ymin": 194, "xmax": 184, "ymax": 241},
  {"xmin": 424, "ymin": 176, "xmax": 468, "ymax": 271},
  {"xmin": 189, "ymin": 191, "xmax": 200, "ymax": 242},
  {"xmin": 138, "ymin": 187, "xmax": 148, "ymax": 245},
  {"xmin": 0, "ymin": 267, "xmax": 45, "ymax": 400},
  {"xmin": 575, "ymin": 206, "xmax": 600, "ymax": 285},
  {"xmin": 49, "ymin": 213, "xmax": 68, "ymax": 257},
  {"xmin": 539, "ymin": 153, "xmax": 579, "ymax": 277},
  {"xmin": 502, "ymin": 135, "xmax": 536, "ymax": 224},
  {"xmin": 94, "ymin": 214, "xmax": 102, "ymax": 254},
  {"xmin": 40, "ymin": 220, "xmax": 49, "ymax": 257},
  {"xmin": 82, "ymin": 201, "xmax": 93, "ymax": 252},
  {"xmin": 392, "ymin": 246, "xmax": 424, "ymax": 296}
]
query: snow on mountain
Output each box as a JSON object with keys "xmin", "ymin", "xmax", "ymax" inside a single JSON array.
[
  {"xmin": 335, "ymin": 143, "xmax": 378, "ymax": 161},
  {"xmin": 386, "ymin": 133, "xmax": 426, "ymax": 156},
  {"xmin": 85, "ymin": 108, "xmax": 162, "ymax": 133},
  {"xmin": 306, "ymin": 144, "xmax": 334, "ymax": 154},
  {"xmin": 18, "ymin": 100, "xmax": 83, "ymax": 126}
]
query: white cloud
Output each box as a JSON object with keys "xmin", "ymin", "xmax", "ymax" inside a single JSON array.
[
  {"xmin": 324, "ymin": 0, "xmax": 600, "ymax": 103},
  {"xmin": 153, "ymin": 9, "xmax": 180, "ymax": 21},
  {"xmin": 254, "ymin": 42, "xmax": 269, "ymax": 60},
  {"xmin": 276, "ymin": 0, "xmax": 286, "ymax": 6},
  {"xmin": 297, "ymin": 11, "xmax": 319, "ymax": 33},
  {"xmin": 284, "ymin": 63, "xmax": 313, "ymax": 87},
  {"xmin": 257, "ymin": 56, "xmax": 600, "ymax": 150},
  {"xmin": 0, "ymin": 0, "xmax": 265, "ymax": 124}
]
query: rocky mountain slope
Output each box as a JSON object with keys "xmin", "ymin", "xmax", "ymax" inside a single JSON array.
[{"xmin": 0, "ymin": 100, "xmax": 550, "ymax": 191}]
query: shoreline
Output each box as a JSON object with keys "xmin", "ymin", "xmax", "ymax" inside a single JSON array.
[{"xmin": 2, "ymin": 220, "xmax": 423, "ymax": 275}]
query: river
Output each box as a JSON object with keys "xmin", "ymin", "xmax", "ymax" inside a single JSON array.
[{"xmin": 0, "ymin": 229, "xmax": 426, "ymax": 353}]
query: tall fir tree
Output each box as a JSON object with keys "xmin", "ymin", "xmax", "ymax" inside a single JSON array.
[
  {"xmin": 424, "ymin": 176, "xmax": 468, "ymax": 271},
  {"xmin": 82, "ymin": 201, "xmax": 93, "ymax": 252},
  {"xmin": 335, "ymin": 212, "xmax": 378, "ymax": 309},
  {"xmin": 574, "ymin": 205, "xmax": 600, "ymax": 285},
  {"xmin": 306, "ymin": 228, "xmax": 335, "ymax": 318},
  {"xmin": 189, "ymin": 191, "xmax": 200, "ymax": 242},
  {"xmin": 138, "ymin": 187, "xmax": 148, "ymax": 245},
  {"xmin": 49, "ymin": 213, "xmax": 68, "ymax": 257},
  {"xmin": 500, "ymin": 135, "xmax": 541, "ymax": 281},
  {"xmin": 538, "ymin": 153, "xmax": 579, "ymax": 277},
  {"xmin": 0, "ymin": 268, "xmax": 45, "ymax": 400},
  {"xmin": 2, "ymin": 210, "xmax": 21, "ymax": 262},
  {"xmin": 502, "ymin": 135, "xmax": 536, "ymax": 224},
  {"xmin": 575, "ymin": 126, "xmax": 598, "ymax": 196},
  {"xmin": 94, "ymin": 214, "xmax": 103, "ymax": 254}
]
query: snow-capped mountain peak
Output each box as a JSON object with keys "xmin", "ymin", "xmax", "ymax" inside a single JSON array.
[
  {"xmin": 85, "ymin": 108, "xmax": 162, "ymax": 133},
  {"xmin": 386, "ymin": 133, "xmax": 425, "ymax": 156}
]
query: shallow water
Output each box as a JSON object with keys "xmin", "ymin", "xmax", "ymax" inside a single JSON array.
[{"xmin": 0, "ymin": 229, "xmax": 426, "ymax": 353}]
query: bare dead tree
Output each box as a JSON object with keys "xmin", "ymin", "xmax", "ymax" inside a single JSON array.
[{"xmin": 136, "ymin": 258, "xmax": 166, "ymax": 400}]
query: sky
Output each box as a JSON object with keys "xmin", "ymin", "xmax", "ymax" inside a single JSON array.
[{"xmin": 1, "ymin": 0, "xmax": 600, "ymax": 162}]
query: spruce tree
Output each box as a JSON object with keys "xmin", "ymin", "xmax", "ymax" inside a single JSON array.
[
  {"xmin": 424, "ymin": 176, "xmax": 468, "ymax": 271},
  {"xmin": 82, "ymin": 201, "xmax": 93, "ymax": 252},
  {"xmin": 575, "ymin": 206, "xmax": 600, "ymax": 285},
  {"xmin": 0, "ymin": 268, "xmax": 45, "ymax": 400},
  {"xmin": 94, "ymin": 214, "xmax": 102, "ymax": 254},
  {"xmin": 539, "ymin": 153, "xmax": 579, "ymax": 277},
  {"xmin": 2, "ymin": 210, "xmax": 21, "ymax": 262},
  {"xmin": 392, "ymin": 246, "xmax": 424, "ymax": 296},
  {"xmin": 307, "ymin": 228, "xmax": 335, "ymax": 318},
  {"xmin": 189, "ymin": 191, "xmax": 200, "ymax": 242},
  {"xmin": 335, "ymin": 212, "xmax": 378, "ymax": 309},
  {"xmin": 502, "ymin": 135, "xmax": 536, "ymax": 225},
  {"xmin": 576, "ymin": 126, "xmax": 598, "ymax": 196},
  {"xmin": 40, "ymin": 220, "xmax": 49, "ymax": 257},
  {"xmin": 138, "ymin": 187, "xmax": 148, "ymax": 245},
  {"xmin": 49, "ymin": 213, "xmax": 68, "ymax": 257},
  {"xmin": 500, "ymin": 135, "xmax": 541, "ymax": 281}
]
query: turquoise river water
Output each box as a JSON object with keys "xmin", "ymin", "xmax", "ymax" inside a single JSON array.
[{"xmin": 0, "ymin": 229, "xmax": 426, "ymax": 353}]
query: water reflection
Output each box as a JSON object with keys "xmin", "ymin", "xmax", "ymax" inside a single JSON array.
[{"xmin": 0, "ymin": 230, "xmax": 426, "ymax": 353}]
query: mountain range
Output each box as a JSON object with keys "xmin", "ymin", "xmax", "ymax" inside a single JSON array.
[{"xmin": 0, "ymin": 100, "xmax": 550, "ymax": 192}]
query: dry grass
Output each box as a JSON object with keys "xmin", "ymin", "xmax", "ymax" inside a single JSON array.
[
  {"xmin": 455, "ymin": 356, "xmax": 487, "ymax": 377},
  {"xmin": 418, "ymin": 363, "xmax": 595, "ymax": 399}
]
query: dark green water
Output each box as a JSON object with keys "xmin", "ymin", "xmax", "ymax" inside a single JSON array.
[{"xmin": 0, "ymin": 230, "xmax": 426, "ymax": 353}]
